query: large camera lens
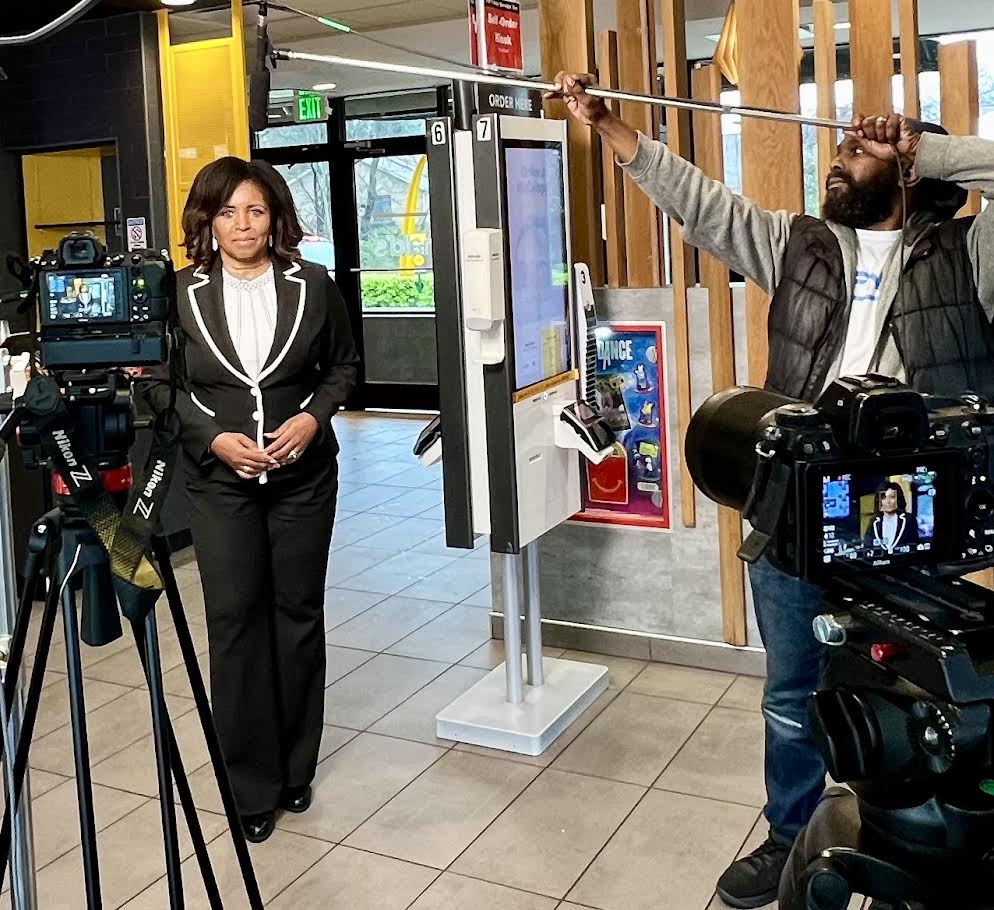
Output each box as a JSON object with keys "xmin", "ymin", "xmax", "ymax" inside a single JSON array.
[{"xmin": 685, "ymin": 387, "xmax": 796, "ymax": 512}]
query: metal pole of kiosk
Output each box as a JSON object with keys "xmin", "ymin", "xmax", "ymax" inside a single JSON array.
[
  {"xmin": 0, "ymin": 454, "xmax": 38, "ymax": 910},
  {"xmin": 523, "ymin": 544, "xmax": 544, "ymax": 687},
  {"xmin": 501, "ymin": 552, "xmax": 524, "ymax": 704},
  {"xmin": 501, "ymin": 544, "xmax": 546, "ymax": 705}
]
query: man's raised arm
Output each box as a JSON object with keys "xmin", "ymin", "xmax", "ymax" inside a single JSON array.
[{"xmin": 549, "ymin": 72, "xmax": 797, "ymax": 293}]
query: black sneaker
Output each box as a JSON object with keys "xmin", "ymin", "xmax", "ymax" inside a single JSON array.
[{"xmin": 715, "ymin": 830, "xmax": 791, "ymax": 908}]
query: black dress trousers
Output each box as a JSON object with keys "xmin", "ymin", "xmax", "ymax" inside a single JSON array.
[{"xmin": 184, "ymin": 445, "xmax": 337, "ymax": 815}]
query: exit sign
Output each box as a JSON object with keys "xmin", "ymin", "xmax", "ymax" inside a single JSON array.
[{"xmin": 296, "ymin": 91, "xmax": 325, "ymax": 123}]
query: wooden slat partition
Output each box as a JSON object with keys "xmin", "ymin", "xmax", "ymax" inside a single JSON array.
[
  {"xmin": 900, "ymin": 0, "xmax": 921, "ymax": 117},
  {"xmin": 597, "ymin": 30, "xmax": 627, "ymax": 288},
  {"xmin": 813, "ymin": 0, "xmax": 837, "ymax": 199},
  {"xmin": 939, "ymin": 40, "xmax": 982, "ymax": 217},
  {"xmin": 616, "ymin": 0, "xmax": 661, "ymax": 287},
  {"xmin": 539, "ymin": 0, "xmax": 604, "ymax": 285},
  {"xmin": 660, "ymin": 0, "xmax": 695, "ymax": 527},
  {"xmin": 736, "ymin": 0, "xmax": 804, "ymax": 387},
  {"xmin": 850, "ymin": 0, "xmax": 894, "ymax": 117},
  {"xmin": 692, "ymin": 62, "xmax": 746, "ymax": 646}
]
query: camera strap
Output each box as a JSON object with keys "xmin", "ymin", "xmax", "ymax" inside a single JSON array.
[
  {"xmin": 739, "ymin": 446, "xmax": 793, "ymax": 563},
  {"xmin": 20, "ymin": 376, "xmax": 169, "ymax": 623}
]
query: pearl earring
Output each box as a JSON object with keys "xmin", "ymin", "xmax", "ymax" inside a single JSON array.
[
  {"xmin": 211, "ymin": 234, "xmax": 219, "ymax": 252},
  {"xmin": 268, "ymin": 234, "xmax": 274, "ymax": 248}
]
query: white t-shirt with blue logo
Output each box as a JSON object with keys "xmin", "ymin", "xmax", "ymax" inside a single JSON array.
[{"xmin": 838, "ymin": 228, "xmax": 904, "ymax": 377}]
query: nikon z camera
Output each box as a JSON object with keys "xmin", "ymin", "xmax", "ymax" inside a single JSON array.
[
  {"xmin": 687, "ymin": 374, "xmax": 994, "ymax": 908},
  {"xmin": 686, "ymin": 373, "xmax": 994, "ymax": 582},
  {"xmin": 37, "ymin": 233, "xmax": 171, "ymax": 369}
]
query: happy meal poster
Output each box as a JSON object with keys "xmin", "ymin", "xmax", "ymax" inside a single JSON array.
[{"xmin": 574, "ymin": 323, "xmax": 671, "ymax": 530}]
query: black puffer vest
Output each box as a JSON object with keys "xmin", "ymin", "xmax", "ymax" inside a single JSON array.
[{"xmin": 764, "ymin": 215, "xmax": 994, "ymax": 402}]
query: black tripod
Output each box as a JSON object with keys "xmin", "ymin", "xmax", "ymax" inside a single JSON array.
[
  {"xmin": 0, "ymin": 502, "xmax": 264, "ymax": 909},
  {"xmin": 779, "ymin": 785, "xmax": 994, "ymax": 909}
]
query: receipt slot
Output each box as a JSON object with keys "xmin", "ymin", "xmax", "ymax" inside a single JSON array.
[{"xmin": 425, "ymin": 111, "xmax": 610, "ymax": 754}]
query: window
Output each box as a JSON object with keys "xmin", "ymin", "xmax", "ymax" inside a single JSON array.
[
  {"xmin": 354, "ymin": 154, "xmax": 433, "ymax": 310},
  {"xmin": 255, "ymin": 122, "xmax": 328, "ymax": 149},
  {"xmin": 717, "ymin": 30, "xmax": 994, "ymax": 217},
  {"xmin": 272, "ymin": 162, "xmax": 335, "ymax": 274},
  {"xmin": 345, "ymin": 118, "xmax": 427, "ymax": 141}
]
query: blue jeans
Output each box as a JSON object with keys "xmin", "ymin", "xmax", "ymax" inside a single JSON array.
[{"xmin": 749, "ymin": 556, "xmax": 829, "ymax": 843}]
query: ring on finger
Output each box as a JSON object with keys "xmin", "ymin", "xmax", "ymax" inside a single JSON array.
[{"xmin": 289, "ymin": 449, "xmax": 299, "ymax": 460}]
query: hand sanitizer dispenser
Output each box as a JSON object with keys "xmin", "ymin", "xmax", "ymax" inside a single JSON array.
[{"xmin": 463, "ymin": 228, "xmax": 506, "ymax": 365}]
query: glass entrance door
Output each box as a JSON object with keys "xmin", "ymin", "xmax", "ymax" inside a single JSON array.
[
  {"xmin": 353, "ymin": 153, "xmax": 432, "ymax": 309},
  {"xmin": 272, "ymin": 161, "xmax": 335, "ymax": 274},
  {"xmin": 254, "ymin": 94, "xmax": 444, "ymax": 413},
  {"xmin": 348, "ymin": 143, "xmax": 438, "ymax": 411}
]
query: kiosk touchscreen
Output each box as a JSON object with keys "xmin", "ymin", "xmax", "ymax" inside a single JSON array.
[{"xmin": 503, "ymin": 142, "xmax": 571, "ymax": 392}]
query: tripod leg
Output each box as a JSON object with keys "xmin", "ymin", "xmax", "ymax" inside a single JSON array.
[
  {"xmin": 60, "ymin": 544, "xmax": 103, "ymax": 909},
  {"xmin": 130, "ymin": 614, "xmax": 223, "ymax": 910},
  {"xmin": 135, "ymin": 612, "xmax": 185, "ymax": 910},
  {"xmin": 151, "ymin": 538, "xmax": 263, "ymax": 910},
  {"xmin": 0, "ymin": 528, "xmax": 63, "ymax": 893},
  {"xmin": 1, "ymin": 516, "xmax": 56, "ymax": 724}
]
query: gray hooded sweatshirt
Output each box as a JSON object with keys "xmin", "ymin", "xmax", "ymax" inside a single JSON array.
[{"xmin": 617, "ymin": 130, "xmax": 994, "ymax": 388}]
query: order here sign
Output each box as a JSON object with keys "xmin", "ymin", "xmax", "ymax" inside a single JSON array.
[{"xmin": 468, "ymin": 0, "xmax": 524, "ymax": 73}]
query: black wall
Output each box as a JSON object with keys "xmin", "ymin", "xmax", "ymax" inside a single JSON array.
[
  {"xmin": 0, "ymin": 150, "xmax": 24, "ymax": 299},
  {"xmin": 0, "ymin": 11, "xmax": 189, "ymax": 557},
  {"xmin": 0, "ymin": 11, "xmax": 168, "ymax": 255}
]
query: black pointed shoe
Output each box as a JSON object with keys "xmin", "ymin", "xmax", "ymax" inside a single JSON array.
[
  {"xmin": 241, "ymin": 811, "xmax": 276, "ymax": 844},
  {"xmin": 279, "ymin": 784, "xmax": 313, "ymax": 814}
]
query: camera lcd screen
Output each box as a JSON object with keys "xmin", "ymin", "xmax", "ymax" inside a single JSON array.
[
  {"xmin": 818, "ymin": 460, "xmax": 951, "ymax": 567},
  {"xmin": 44, "ymin": 270, "xmax": 125, "ymax": 324},
  {"xmin": 503, "ymin": 142, "xmax": 571, "ymax": 392}
]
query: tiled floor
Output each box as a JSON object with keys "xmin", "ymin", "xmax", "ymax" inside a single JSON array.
[{"xmin": 10, "ymin": 413, "xmax": 785, "ymax": 909}]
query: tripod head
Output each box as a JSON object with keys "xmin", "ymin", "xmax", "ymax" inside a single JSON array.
[
  {"xmin": 0, "ymin": 369, "xmax": 176, "ymax": 648},
  {"xmin": 770, "ymin": 566, "xmax": 994, "ymax": 908},
  {"xmin": 0, "ymin": 372, "xmax": 141, "ymax": 647}
]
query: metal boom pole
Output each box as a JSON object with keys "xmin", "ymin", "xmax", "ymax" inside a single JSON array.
[{"xmin": 272, "ymin": 48, "xmax": 851, "ymax": 131}]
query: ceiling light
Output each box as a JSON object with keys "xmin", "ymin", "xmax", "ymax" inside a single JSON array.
[
  {"xmin": 161, "ymin": 0, "xmax": 196, "ymax": 6},
  {"xmin": 312, "ymin": 83, "xmax": 337, "ymax": 91}
]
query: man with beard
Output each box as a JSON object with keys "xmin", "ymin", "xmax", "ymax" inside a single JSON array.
[{"xmin": 549, "ymin": 73, "xmax": 994, "ymax": 908}]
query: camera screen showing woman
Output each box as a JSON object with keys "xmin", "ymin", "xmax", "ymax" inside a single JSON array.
[
  {"xmin": 140, "ymin": 156, "xmax": 359, "ymax": 844},
  {"xmin": 864, "ymin": 481, "xmax": 920, "ymax": 554}
]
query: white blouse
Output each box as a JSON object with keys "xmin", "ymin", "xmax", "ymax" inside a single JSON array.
[{"xmin": 222, "ymin": 265, "xmax": 278, "ymax": 382}]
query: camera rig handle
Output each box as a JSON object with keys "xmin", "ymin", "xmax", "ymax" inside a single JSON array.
[{"xmin": 739, "ymin": 436, "xmax": 792, "ymax": 564}]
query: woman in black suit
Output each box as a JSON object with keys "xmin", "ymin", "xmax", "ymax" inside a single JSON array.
[
  {"xmin": 141, "ymin": 157, "xmax": 358, "ymax": 842},
  {"xmin": 863, "ymin": 481, "xmax": 920, "ymax": 554}
]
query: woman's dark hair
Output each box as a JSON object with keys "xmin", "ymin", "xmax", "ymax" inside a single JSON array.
[
  {"xmin": 875, "ymin": 481, "xmax": 907, "ymax": 513},
  {"xmin": 182, "ymin": 157, "xmax": 303, "ymax": 268}
]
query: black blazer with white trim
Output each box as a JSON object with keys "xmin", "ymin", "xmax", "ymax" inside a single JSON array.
[{"xmin": 140, "ymin": 257, "xmax": 359, "ymax": 474}]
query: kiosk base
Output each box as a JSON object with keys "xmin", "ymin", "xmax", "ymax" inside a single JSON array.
[{"xmin": 436, "ymin": 656, "xmax": 608, "ymax": 755}]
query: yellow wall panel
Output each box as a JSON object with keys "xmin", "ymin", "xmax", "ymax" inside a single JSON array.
[
  {"xmin": 159, "ymin": 1, "xmax": 250, "ymax": 265},
  {"xmin": 22, "ymin": 147, "xmax": 110, "ymax": 257}
]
